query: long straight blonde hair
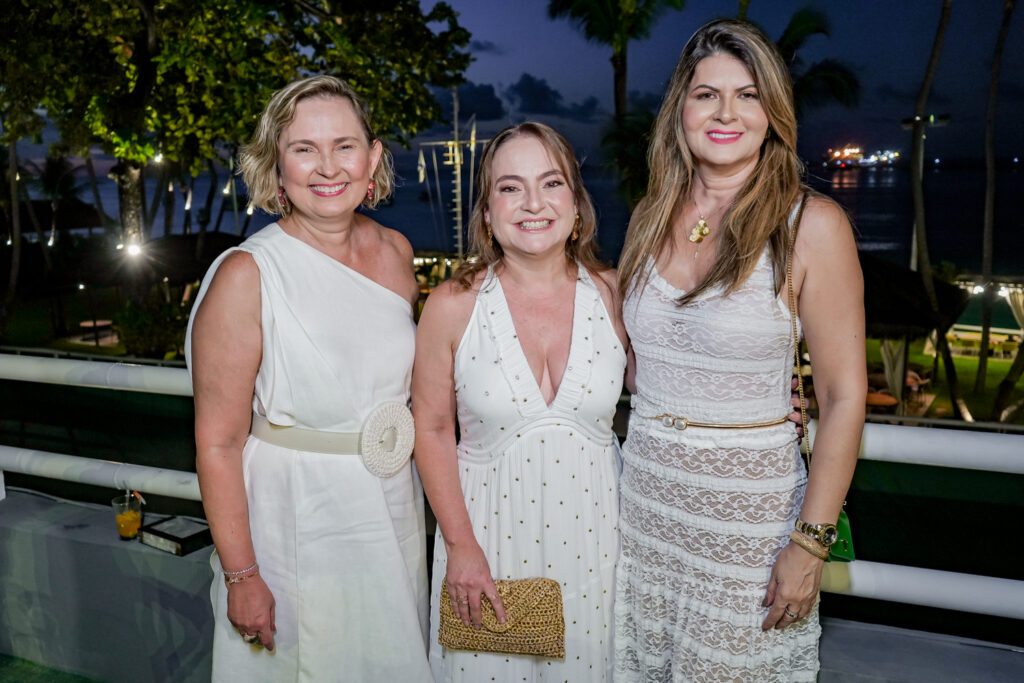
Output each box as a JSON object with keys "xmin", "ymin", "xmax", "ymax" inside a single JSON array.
[{"xmin": 617, "ymin": 19, "xmax": 805, "ymax": 304}]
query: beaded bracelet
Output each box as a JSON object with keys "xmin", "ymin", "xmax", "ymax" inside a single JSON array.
[
  {"xmin": 223, "ymin": 562, "xmax": 258, "ymax": 577},
  {"xmin": 789, "ymin": 530, "xmax": 829, "ymax": 560},
  {"xmin": 224, "ymin": 566, "xmax": 260, "ymax": 586}
]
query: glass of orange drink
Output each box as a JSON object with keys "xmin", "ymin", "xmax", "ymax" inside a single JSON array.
[{"xmin": 112, "ymin": 493, "xmax": 143, "ymax": 540}]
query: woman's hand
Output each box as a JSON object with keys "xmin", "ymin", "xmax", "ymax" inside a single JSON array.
[
  {"xmin": 227, "ymin": 576, "xmax": 277, "ymax": 651},
  {"xmin": 760, "ymin": 542, "xmax": 824, "ymax": 631},
  {"xmin": 445, "ymin": 541, "xmax": 506, "ymax": 629}
]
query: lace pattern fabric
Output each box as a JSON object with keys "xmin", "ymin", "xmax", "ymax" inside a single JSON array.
[{"xmin": 614, "ymin": 250, "xmax": 820, "ymax": 682}]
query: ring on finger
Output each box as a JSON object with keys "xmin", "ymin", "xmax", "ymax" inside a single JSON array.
[
  {"xmin": 241, "ymin": 633, "xmax": 261, "ymax": 644},
  {"xmin": 783, "ymin": 606, "xmax": 799, "ymax": 619}
]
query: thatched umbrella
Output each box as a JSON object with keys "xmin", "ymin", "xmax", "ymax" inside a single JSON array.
[
  {"xmin": 860, "ymin": 251, "xmax": 968, "ymax": 340},
  {"xmin": 859, "ymin": 251, "xmax": 969, "ymax": 407}
]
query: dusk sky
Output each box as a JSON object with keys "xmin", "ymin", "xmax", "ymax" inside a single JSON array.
[{"xmin": 425, "ymin": 0, "xmax": 1024, "ymax": 163}]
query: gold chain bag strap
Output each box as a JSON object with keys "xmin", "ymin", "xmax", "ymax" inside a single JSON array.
[
  {"xmin": 787, "ymin": 193, "xmax": 855, "ymax": 562},
  {"xmin": 438, "ymin": 577, "xmax": 565, "ymax": 658}
]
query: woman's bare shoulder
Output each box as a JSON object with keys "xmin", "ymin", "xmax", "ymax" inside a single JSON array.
[
  {"xmin": 417, "ymin": 275, "xmax": 482, "ymax": 349},
  {"xmin": 205, "ymin": 250, "xmax": 259, "ymax": 297},
  {"xmin": 588, "ymin": 266, "xmax": 621, "ymax": 299},
  {"xmin": 797, "ymin": 195, "xmax": 855, "ymax": 251}
]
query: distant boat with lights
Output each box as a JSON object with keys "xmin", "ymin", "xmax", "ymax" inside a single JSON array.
[{"xmin": 825, "ymin": 144, "xmax": 902, "ymax": 168}]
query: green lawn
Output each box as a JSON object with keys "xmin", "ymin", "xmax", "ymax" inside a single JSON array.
[
  {"xmin": 866, "ymin": 338, "xmax": 1024, "ymax": 424},
  {"xmin": 0, "ymin": 654, "xmax": 98, "ymax": 683}
]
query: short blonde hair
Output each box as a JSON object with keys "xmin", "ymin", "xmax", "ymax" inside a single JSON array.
[{"xmin": 239, "ymin": 75, "xmax": 394, "ymax": 213}]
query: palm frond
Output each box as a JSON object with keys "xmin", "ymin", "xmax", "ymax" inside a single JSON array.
[
  {"xmin": 792, "ymin": 59, "xmax": 861, "ymax": 117},
  {"xmin": 776, "ymin": 6, "xmax": 830, "ymax": 65}
]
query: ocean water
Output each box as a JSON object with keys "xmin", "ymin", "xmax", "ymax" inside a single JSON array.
[
  {"xmin": 34, "ymin": 158, "xmax": 1023, "ymax": 277},
  {"xmin": 806, "ymin": 164, "xmax": 1024, "ymax": 275}
]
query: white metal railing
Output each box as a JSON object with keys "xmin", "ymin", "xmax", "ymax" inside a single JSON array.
[
  {"xmin": 2, "ymin": 355, "xmax": 1024, "ymax": 620},
  {"xmin": 0, "ymin": 446, "xmax": 200, "ymax": 500},
  {"xmin": 0, "ymin": 354, "xmax": 192, "ymax": 395}
]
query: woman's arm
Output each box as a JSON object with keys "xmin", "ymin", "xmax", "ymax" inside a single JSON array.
[
  {"xmin": 191, "ymin": 251, "xmax": 277, "ymax": 650},
  {"xmin": 763, "ymin": 198, "xmax": 866, "ymax": 630},
  {"xmin": 411, "ymin": 280, "xmax": 506, "ymax": 628}
]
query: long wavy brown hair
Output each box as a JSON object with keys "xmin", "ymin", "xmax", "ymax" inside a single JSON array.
[
  {"xmin": 453, "ymin": 122, "xmax": 605, "ymax": 289},
  {"xmin": 617, "ymin": 18, "xmax": 805, "ymax": 304}
]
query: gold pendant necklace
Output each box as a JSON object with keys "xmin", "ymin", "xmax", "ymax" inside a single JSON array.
[
  {"xmin": 689, "ymin": 205, "xmax": 711, "ymax": 261},
  {"xmin": 689, "ymin": 214, "xmax": 710, "ymax": 243}
]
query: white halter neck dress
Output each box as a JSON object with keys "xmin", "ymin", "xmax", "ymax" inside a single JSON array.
[{"xmin": 428, "ymin": 266, "xmax": 626, "ymax": 682}]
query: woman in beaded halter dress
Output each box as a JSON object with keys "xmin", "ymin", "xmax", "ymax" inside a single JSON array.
[
  {"xmin": 413, "ymin": 122, "xmax": 629, "ymax": 682},
  {"xmin": 612, "ymin": 20, "xmax": 866, "ymax": 681}
]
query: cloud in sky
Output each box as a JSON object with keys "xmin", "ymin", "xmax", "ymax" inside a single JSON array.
[
  {"xmin": 434, "ymin": 81, "xmax": 505, "ymax": 121},
  {"xmin": 469, "ymin": 39, "xmax": 503, "ymax": 55},
  {"xmin": 504, "ymin": 73, "xmax": 601, "ymax": 123}
]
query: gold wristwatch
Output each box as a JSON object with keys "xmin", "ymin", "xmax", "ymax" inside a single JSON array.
[{"xmin": 795, "ymin": 519, "xmax": 838, "ymax": 548}]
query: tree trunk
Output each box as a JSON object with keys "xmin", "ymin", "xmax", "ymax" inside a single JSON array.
[
  {"xmin": 911, "ymin": 0, "xmax": 971, "ymax": 420},
  {"xmin": 21, "ymin": 185, "xmax": 51, "ymax": 271},
  {"xmin": 84, "ymin": 156, "xmax": 107, "ymax": 234},
  {"xmin": 611, "ymin": 48, "xmax": 627, "ymax": 121},
  {"xmin": 199, "ymin": 158, "xmax": 218, "ymax": 233},
  {"xmin": 975, "ymin": 0, "xmax": 1016, "ymax": 394},
  {"xmin": 182, "ymin": 176, "xmax": 194, "ymax": 235},
  {"xmin": 2, "ymin": 147, "xmax": 22, "ymax": 340},
  {"xmin": 163, "ymin": 172, "xmax": 177, "ymax": 236},
  {"xmin": 145, "ymin": 162, "xmax": 169, "ymax": 238},
  {"xmin": 110, "ymin": 161, "xmax": 145, "ymax": 245},
  {"xmin": 991, "ymin": 343, "xmax": 1024, "ymax": 421}
]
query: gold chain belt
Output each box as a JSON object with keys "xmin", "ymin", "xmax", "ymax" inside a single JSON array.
[{"xmin": 646, "ymin": 413, "xmax": 789, "ymax": 431}]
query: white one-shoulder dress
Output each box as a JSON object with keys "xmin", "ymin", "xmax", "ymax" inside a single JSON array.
[
  {"xmin": 429, "ymin": 266, "xmax": 626, "ymax": 682},
  {"xmin": 185, "ymin": 224, "xmax": 432, "ymax": 682}
]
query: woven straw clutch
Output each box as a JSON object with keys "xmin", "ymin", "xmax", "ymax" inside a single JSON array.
[{"xmin": 438, "ymin": 577, "xmax": 565, "ymax": 659}]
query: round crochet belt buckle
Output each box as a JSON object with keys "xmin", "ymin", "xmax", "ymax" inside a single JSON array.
[{"xmin": 359, "ymin": 402, "xmax": 415, "ymax": 478}]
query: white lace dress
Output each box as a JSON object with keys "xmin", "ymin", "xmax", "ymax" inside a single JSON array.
[
  {"xmin": 428, "ymin": 266, "xmax": 626, "ymax": 682},
  {"xmin": 613, "ymin": 250, "xmax": 819, "ymax": 682}
]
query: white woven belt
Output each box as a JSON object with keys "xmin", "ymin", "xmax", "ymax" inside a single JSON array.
[{"xmin": 250, "ymin": 402, "xmax": 415, "ymax": 478}]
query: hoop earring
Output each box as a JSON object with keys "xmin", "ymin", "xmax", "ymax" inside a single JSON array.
[
  {"xmin": 485, "ymin": 220, "xmax": 493, "ymax": 248},
  {"xmin": 366, "ymin": 179, "xmax": 376, "ymax": 203},
  {"xmin": 571, "ymin": 213, "xmax": 580, "ymax": 242},
  {"xmin": 277, "ymin": 188, "xmax": 290, "ymax": 215}
]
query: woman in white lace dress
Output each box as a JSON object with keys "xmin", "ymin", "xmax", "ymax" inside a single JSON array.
[
  {"xmin": 413, "ymin": 122, "xmax": 628, "ymax": 681},
  {"xmin": 613, "ymin": 20, "xmax": 866, "ymax": 681}
]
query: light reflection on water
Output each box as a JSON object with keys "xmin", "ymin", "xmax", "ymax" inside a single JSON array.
[{"xmin": 21, "ymin": 161, "xmax": 1023, "ymax": 274}]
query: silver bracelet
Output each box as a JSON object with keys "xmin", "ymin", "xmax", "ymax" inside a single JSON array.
[{"xmin": 223, "ymin": 561, "xmax": 258, "ymax": 577}]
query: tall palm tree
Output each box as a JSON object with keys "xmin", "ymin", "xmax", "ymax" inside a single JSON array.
[
  {"xmin": 976, "ymin": 0, "xmax": 1016, "ymax": 395},
  {"xmin": 548, "ymin": 0, "xmax": 685, "ymax": 121},
  {"xmin": 909, "ymin": 0, "xmax": 973, "ymax": 421},
  {"xmin": 26, "ymin": 155, "xmax": 87, "ymax": 247}
]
